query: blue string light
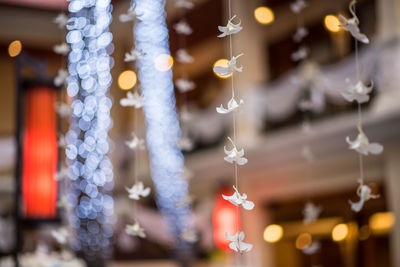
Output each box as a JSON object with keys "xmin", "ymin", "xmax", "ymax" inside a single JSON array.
[
  {"xmin": 134, "ymin": 0, "xmax": 192, "ymax": 260},
  {"xmin": 65, "ymin": 0, "xmax": 114, "ymax": 262}
]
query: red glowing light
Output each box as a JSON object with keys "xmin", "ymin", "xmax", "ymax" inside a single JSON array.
[
  {"xmin": 212, "ymin": 188, "xmax": 241, "ymax": 250},
  {"xmin": 22, "ymin": 86, "xmax": 58, "ymax": 218}
]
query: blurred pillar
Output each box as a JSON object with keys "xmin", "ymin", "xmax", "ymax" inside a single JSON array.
[
  {"xmin": 384, "ymin": 144, "xmax": 400, "ymax": 267},
  {"xmin": 230, "ymin": 0, "xmax": 270, "ymax": 147}
]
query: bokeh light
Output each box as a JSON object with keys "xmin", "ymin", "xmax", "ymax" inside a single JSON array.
[
  {"xmin": 8, "ymin": 40, "xmax": 22, "ymax": 57},
  {"xmin": 332, "ymin": 223, "xmax": 348, "ymax": 242},
  {"xmin": 263, "ymin": 224, "xmax": 283, "ymax": 243},
  {"xmin": 118, "ymin": 70, "xmax": 137, "ymax": 90},
  {"xmin": 154, "ymin": 54, "xmax": 174, "ymax": 72},
  {"xmin": 324, "ymin": 15, "xmax": 341, "ymax": 33},
  {"xmin": 369, "ymin": 212, "xmax": 395, "ymax": 234},
  {"xmin": 254, "ymin": 6, "xmax": 275, "ymax": 25},
  {"xmin": 295, "ymin": 233, "xmax": 312, "ymax": 250},
  {"xmin": 213, "ymin": 59, "xmax": 231, "ymax": 79}
]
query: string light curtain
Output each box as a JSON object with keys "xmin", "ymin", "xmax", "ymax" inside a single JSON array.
[{"xmin": 65, "ymin": 0, "xmax": 114, "ymax": 263}]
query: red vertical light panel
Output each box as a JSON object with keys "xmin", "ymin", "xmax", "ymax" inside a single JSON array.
[
  {"xmin": 22, "ymin": 86, "xmax": 58, "ymax": 218},
  {"xmin": 212, "ymin": 188, "xmax": 241, "ymax": 251}
]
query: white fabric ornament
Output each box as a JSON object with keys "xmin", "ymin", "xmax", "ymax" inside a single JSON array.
[
  {"xmin": 290, "ymin": 0, "xmax": 307, "ymax": 14},
  {"xmin": 291, "ymin": 46, "xmax": 308, "ymax": 62},
  {"xmin": 175, "ymin": 0, "xmax": 194, "ymax": 9},
  {"xmin": 53, "ymin": 13, "xmax": 68, "ymax": 29},
  {"xmin": 346, "ymin": 123, "xmax": 383, "ymax": 155},
  {"xmin": 342, "ymin": 79, "xmax": 373, "ymax": 104},
  {"xmin": 349, "ymin": 180, "xmax": 379, "ymax": 212},
  {"xmin": 120, "ymin": 91, "xmax": 143, "ymax": 108},
  {"xmin": 213, "ymin": 53, "xmax": 243, "ymax": 77},
  {"xmin": 222, "ymin": 185, "xmax": 254, "ymax": 210},
  {"xmin": 175, "ymin": 78, "xmax": 196, "ymax": 93},
  {"xmin": 119, "ymin": 5, "xmax": 143, "ymax": 23},
  {"xmin": 226, "ymin": 231, "xmax": 253, "ymax": 253},
  {"xmin": 339, "ymin": 15, "xmax": 369, "ymax": 44},
  {"xmin": 302, "ymin": 241, "xmax": 321, "ymax": 255},
  {"xmin": 54, "ymin": 69, "xmax": 68, "ymax": 87},
  {"xmin": 293, "ymin": 27, "xmax": 309, "ymax": 43},
  {"xmin": 216, "ymin": 97, "xmax": 244, "ymax": 114},
  {"xmin": 125, "ymin": 132, "xmax": 145, "ymax": 150},
  {"xmin": 53, "ymin": 43, "xmax": 70, "ymax": 55},
  {"xmin": 302, "ymin": 202, "xmax": 322, "ymax": 224},
  {"xmin": 174, "ymin": 20, "xmax": 193, "ymax": 35},
  {"xmin": 125, "ymin": 49, "xmax": 145, "ymax": 62},
  {"xmin": 218, "ymin": 15, "xmax": 243, "ymax": 38},
  {"xmin": 126, "ymin": 181, "xmax": 151, "ymax": 200},
  {"xmin": 224, "ymin": 137, "xmax": 248, "ymax": 165},
  {"xmin": 126, "ymin": 221, "xmax": 146, "ymax": 238},
  {"xmin": 176, "ymin": 49, "xmax": 194, "ymax": 63},
  {"xmin": 51, "ymin": 228, "xmax": 68, "ymax": 245}
]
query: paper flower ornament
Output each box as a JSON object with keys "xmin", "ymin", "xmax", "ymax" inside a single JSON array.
[
  {"xmin": 302, "ymin": 241, "xmax": 321, "ymax": 255},
  {"xmin": 125, "ymin": 132, "xmax": 146, "ymax": 151},
  {"xmin": 181, "ymin": 230, "xmax": 198, "ymax": 243},
  {"xmin": 54, "ymin": 69, "xmax": 68, "ymax": 87},
  {"xmin": 226, "ymin": 231, "xmax": 253, "ymax": 253},
  {"xmin": 120, "ymin": 91, "xmax": 143, "ymax": 108},
  {"xmin": 53, "ymin": 43, "xmax": 70, "ymax": 55},
  {"xmin": 126, "ymin": 222, "xmax": 146, "ymax": 238},
  {"xmin": 55, "ymin": 102, "xmax": 72, "ymax": 118},
  {"xmin": 126, "ymin": 181, "xmax": 151, "ymax": 200},
  {"xmin": 175, "ymin": 78, "xmax": 196, "ymax": 93},
  {"xmin": 224, "ymin": 137, "xmax": 248, "ymax": 165},
  {"xmin": 216, "ymin": 97, "xmax": 244, "ymax": 114},
  {"xmin": 176, "ymin": 49, "xmax": 194, "ymax": 63},
  {"xmin": 290, "ymin": 0, "xmax": 307, "ymax": 14},
  {"xmin": 218, "ymin": 15, "xmax": 243, "ymax": 38},
  {"xmin": 293, "ymin": 27, "xmax": 309, "ymax": 43},
  {"xmin": 176, "ymin": 0, "xmax": 194, "ymax": 9},
  {"xmin": 213, "ymin": 53, "xmax": 244, "ymax": 77},
  {"xmin": 51, "ymin": 228, "xmax": 68, "ymax": 244},
  {"xmin": 53, "ymin": 13, "xmax": 68, "ymax": 29},
  {"xmin": 174, "ymin": 20, "xmax": 193, "ymax": 35},
  {"xmin": 339, "ymin": 12, "xmax": 369, "ymax": 44},
  {"xmin": 349, "ymin": 181, "xmax": 379, "ymax": 212},
  {"xmin": 342, "ymin": 79, "xmax": 373, "ymax": 104},
  {"xmin": 291, "ymin": 46, "xmax": 308, "ymax": 62},
  {"xmin": 124, "ymin": 49, "xmax": 145, "ymax": 62},
  {"xmin": 119, "ymin": 5, "xmax": 143, "ymax": 23},
  {"xmin": 222, "ymin": 185, "xmax": 254, "ymax": 210},
  {"xmin": 346, "ymin": 123, "xmax": 383, "ymax": 155},
  {"xmin": 178, "ymin": 135, "xmax": 194, "ymax": 151},
  {"xmin": 302, "ymin": 202, "xmax": 322, "ymax": 224}
]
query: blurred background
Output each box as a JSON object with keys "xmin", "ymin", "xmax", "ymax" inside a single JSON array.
[{"xmin": 0, "ymin": 0, "xmax": 400, "ymax": 266}]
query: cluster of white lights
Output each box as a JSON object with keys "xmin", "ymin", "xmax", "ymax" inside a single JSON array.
[
  {"xmin": 133, "ymin": 0, "xmax": 191, "ymax": 258},
  {"xmin": 65, "ymin": 0, "xmax": 114, "ymax": 261}
]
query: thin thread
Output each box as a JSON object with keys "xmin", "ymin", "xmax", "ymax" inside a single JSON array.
[{"xmin": 354, "ymin": 3, "xmax": 364, "ymax": 185}]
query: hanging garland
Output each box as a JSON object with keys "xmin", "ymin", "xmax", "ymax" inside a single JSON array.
[
  {"xmin": 213, "ymin": 0, "xmax": 254, "ymax": 255},
  {"xmin": 340, "ymin": 0, "xmax": 383, "ymax": 212}
]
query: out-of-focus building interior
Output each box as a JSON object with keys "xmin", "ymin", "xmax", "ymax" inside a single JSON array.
[{"xmin": 0, "ymin": 0, "xmax": 400, "ymax": 266}]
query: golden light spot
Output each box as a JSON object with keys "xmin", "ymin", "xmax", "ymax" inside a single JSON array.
[
  {"xmin": 263, "ymin": 224, "xmax": 283, "ymax": 243},
  {"xmin": 118, "ymin": 70, "xmax": 137, "ymax": 90},
  {"xmin": 369, "ymin": 212, "xmax": 395, "ymax": 234},
  {"xmin": 295, "ymin": 233, "xmax": 312, "ymax": 250},
  {"xmin": 254, "ymin": 6, "xmax": 275, "ymax": 25},
  {"xmin": 154, "ymin": 54, "xmax": 174, "ymax": 72},
  {"xmin": 324, "ymin": 15, "xmax": 341, "ymax": 33},
  {"xmin": 8, "ymin": 40, "xmax": 22, "ymax": 57},
  {"xmin": 213, "ymin": 59, "xmax": 231, "ymax": 79},
  {"xmin": 332, "ymin": 223, "xmax": 348, "ymax": 242}
]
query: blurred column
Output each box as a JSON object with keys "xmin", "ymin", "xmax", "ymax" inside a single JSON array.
[
  {"xmin": 384, "ymin": 144, "xmax": 400, "ymax": 267},
  {"xmin": 373, "ymin": 0, "xmax": 400, "ymax": 115},
  {"xmin": 230, "ymin": 0, "xmax": 270, "ymax": 146}
]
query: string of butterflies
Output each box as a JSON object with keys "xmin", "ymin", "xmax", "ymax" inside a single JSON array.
[
  {"xmin": 50, "ymin": 12, "xmax": 74, "ymax": 250},
  {"xmin": 118, "ymin": 1, "xmax": 150, "ymax": 239},
  {"xmin": 212, "ymin": 1, "xmax": 254, "ymax": 254},
  {"xmin": 340, "ymin": 0, "xmax": 383, "ymax": 212}
]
